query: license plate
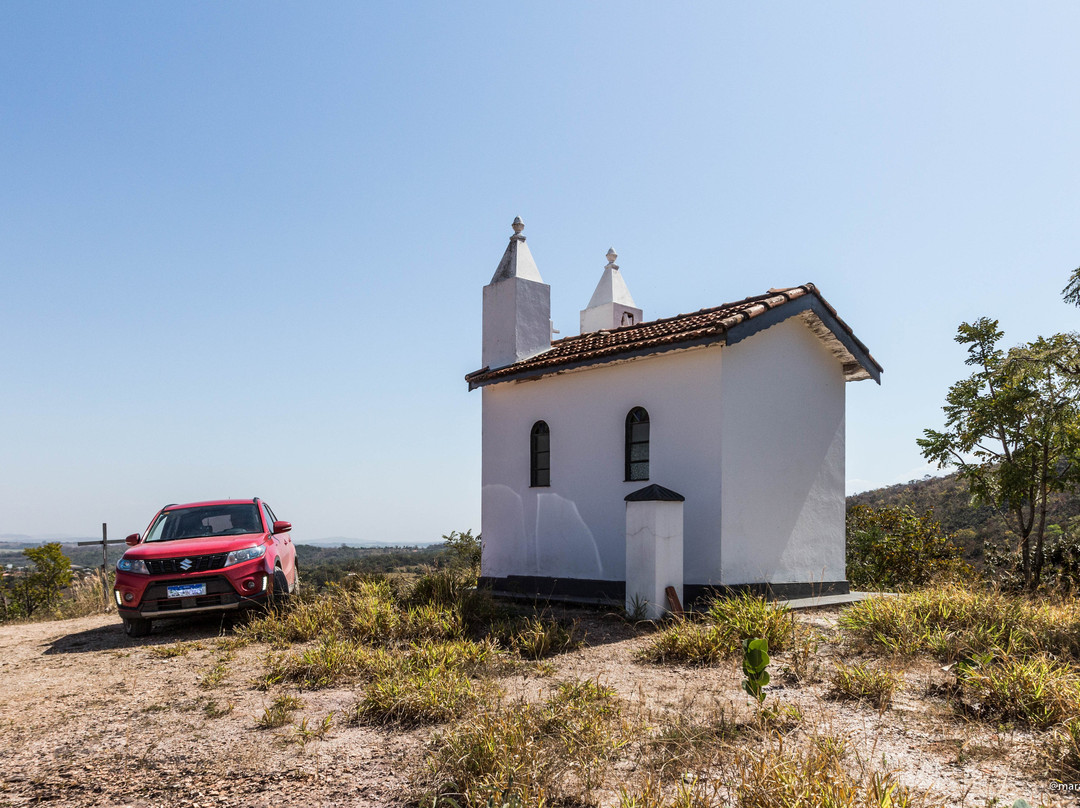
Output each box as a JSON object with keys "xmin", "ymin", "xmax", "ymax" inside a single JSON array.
[{"xmin": 166, "ymin": 583, "xmax": 206, "ymax": 599}]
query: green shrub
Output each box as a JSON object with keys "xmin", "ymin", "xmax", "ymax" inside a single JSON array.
[{"xmin": 846, "ymin": 504, "xmax": 970, "ymax": 590}]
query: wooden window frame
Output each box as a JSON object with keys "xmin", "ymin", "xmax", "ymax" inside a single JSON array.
[
  {"xmin": 530, "ymin": 421, "xmax": 550, "ymax": 487},
  {"xmin": 625, "ymin": 407, "xmax": 650, "ymax": 481}
]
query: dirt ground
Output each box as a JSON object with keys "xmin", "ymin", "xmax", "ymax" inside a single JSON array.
[{"xmin": 0, "ymin": 608, "xmax": 1076, "ymax": 807}]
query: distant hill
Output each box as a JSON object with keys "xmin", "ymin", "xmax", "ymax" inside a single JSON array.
[{"xmin": 846, "ymin": 472, "xmax": 1080, "ymax": 561}]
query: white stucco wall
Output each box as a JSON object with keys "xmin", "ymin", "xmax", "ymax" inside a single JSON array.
[
  {"xmin": 481, "ymin": 346, "xmax": 723, "ymax": 583},
  {"xmin": 482, "ymin": 277, "xmax": 551, "ymax": 371},
  {"xmin": 718, "ymin": 317, "xmax": 846, "ymax": 586},
  {"xmin": 480, "ymin": 315, "xmax": 847, "ymax": 589}
]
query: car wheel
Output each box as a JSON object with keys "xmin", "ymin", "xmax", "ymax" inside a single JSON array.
[
  {"xmin": 272, "ymin": 567, "xmax": 291, "ymax": 607},
  {"xmin": 290, "ymin": 563, "xmax": 300, "ymax": 594},
  {"xmin": 123, "ymin": 617, "xmax": 151, "ymax": 638}
]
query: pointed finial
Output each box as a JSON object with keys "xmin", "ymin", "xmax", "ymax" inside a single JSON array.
[
  {"xmin": 511, "ymin": 216, "xmax": 525, "ymax": 240},
  {"xmin": 605, "ymin": 247, "xmax": 618, "ymax": 271}
]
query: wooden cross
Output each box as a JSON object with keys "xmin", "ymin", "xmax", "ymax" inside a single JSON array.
[{"xmin": 78, "ymin": 523, "xmax": 127, "ymax": 611}]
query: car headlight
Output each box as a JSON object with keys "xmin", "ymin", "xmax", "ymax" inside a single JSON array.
[
  {"xmin": 224, "ymin": 545, "xmax": 266, "ymax": 567},
  {"xmin": 116, "ymin": 557, "xmax": 149, "ymax": 574}
]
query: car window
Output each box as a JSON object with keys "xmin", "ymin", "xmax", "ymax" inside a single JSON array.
[{"xmin": 144, "ymin": 504, "xmax": 262, "ymax": 541}]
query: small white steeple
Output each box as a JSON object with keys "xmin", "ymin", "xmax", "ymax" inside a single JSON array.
[
  {"xmin": 482, "ymin": 218, "xmax": 552, "ymax": 370},
  {"xmin": 580, "ymin": 247, "xmax": 644, "ymax": 334}
]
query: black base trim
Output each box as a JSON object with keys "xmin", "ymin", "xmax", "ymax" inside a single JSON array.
[
  {"xmin": 478, "ymin": 575, "xmax": 849, "ymax": 610},
  {"xmin": 684, "ymin": 581, "xmax": 849, "ymax": 610},
  {"xmin": 478, "ymin": 575, "xmax": 625, "ymax": 605}
]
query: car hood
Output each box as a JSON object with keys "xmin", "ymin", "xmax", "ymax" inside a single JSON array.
[{"xmin": 124, "ymin": 534, "xmax": 267, "ymax": 559}]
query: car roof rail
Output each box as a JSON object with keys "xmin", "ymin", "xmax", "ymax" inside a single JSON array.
[{"xmin": 162, "ymin": 503, "xmax": 178, "ymax": 511}]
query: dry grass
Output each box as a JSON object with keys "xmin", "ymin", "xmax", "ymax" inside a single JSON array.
[
  {"xmin": 828, "ymin": 661, "xmax": 904, "ymax": 712},
  {"xmin": 421, "ymin": 678, "xmax": 627, "ymax": 807},
  {"xmin": 955, "ymin": 653, "xmax": 1080, "ymax": 729},
  {"xmin": 839, "ymin": 584, "xmax": 1080, "ymax": 663},
  {"xmin": 638, "ymin": 593, "xmax": 800, "ymax": 665}
]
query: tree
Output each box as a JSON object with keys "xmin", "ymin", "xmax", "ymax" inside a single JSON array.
[
  {"xmin": 9, "ymin": 543, "xmax": 73, "ymax": 617},
  {"xmin": 918, "ymin": 319, "xmax": 1080, "ymax": 589},
  {"xmin": 1064, "ymin": 267, "xmax": 1080, "ymax": 307},
  {"xmin": 441, "ymin": 529, "xmax": 481, "ymax": 573}
]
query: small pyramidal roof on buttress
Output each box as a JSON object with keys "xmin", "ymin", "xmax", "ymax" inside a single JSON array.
[{"xmin": 490, "ymin": 217, "xmax": 544, "ymax": 284}]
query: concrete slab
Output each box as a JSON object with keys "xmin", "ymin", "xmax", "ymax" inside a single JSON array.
[{"xmin": 779, "ymin": 590, "xmax": 896, "ymax": 610}]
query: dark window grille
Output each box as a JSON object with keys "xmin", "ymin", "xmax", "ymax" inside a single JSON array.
[
  {"xmin": 530, "ymin": 421, "xmax": 550, "ymax": 487},
  {"xmin": 625, "ymin": 407, "xmax": 650, "ymax": 481}
]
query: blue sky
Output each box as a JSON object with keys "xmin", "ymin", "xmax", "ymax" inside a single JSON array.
[{"xmin": 2, "ymin": 3, "xmax": 1078, "ymax": 542}]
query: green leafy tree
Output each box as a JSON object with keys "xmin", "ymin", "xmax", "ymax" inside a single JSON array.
[
  {"xmin": 10, "ymin": 543, "xmax": 73, "ymax": 618},
  {"xmin": 918, "ymin": 319, "xmax": 1080, "ymax": 589},
  {"xmin": 441, "ymin": 529, "xmax": 481, "ymax": 573},
  {"xmin": 846, "ymin": 504, "xmax": 969, "ymax": 590}
]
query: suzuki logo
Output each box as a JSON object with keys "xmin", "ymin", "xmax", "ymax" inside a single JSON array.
[{"xmin": 179, "ymin": 558, "xmax": 193, "ymax": 571}]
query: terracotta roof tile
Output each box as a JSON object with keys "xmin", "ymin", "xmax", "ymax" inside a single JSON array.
[{"xmin": 466, "ymin": 283, "xmax": 881, "ymax": 389}]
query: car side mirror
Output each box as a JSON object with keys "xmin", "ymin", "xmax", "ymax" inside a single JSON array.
[
  {"xmin": 125, "ymin": 533, "xmax": 140, "ymax": 546},
  {"xmin": 272, "ymin": 520, "xmax": 292, "ymax": 534}
]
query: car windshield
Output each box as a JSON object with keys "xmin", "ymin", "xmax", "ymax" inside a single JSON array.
[{"xmin": 144, "ymin": 504, "xmax": 263, "ymax": 542}]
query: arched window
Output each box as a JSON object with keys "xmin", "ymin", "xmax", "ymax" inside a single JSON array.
[
  {"xmin": 530, "ymin": 421, "xmax": 550, "ymax": 487},
  {"xmin": 625, "ymin": 407, "xmax": 650, "ymax": 481}
]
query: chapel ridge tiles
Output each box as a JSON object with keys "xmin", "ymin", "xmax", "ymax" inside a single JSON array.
[{"xmin": 465, "ymin": 283, "xmax": 882, "ymax": 389}]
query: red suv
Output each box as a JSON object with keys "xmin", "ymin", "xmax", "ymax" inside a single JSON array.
[{"xmin": 114, "ymin": 498, "xmax": 299, "ymax": 637}]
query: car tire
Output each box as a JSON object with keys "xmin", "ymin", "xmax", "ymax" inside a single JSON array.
[
  {"xmin": 272, "ymin": 567, "xmax": 291, "ymax": 607},
  {"xmin": 123, "ymin": 617, "xmax": 152, "ymax": 638},
  {"xmin": 290, "ymin": 563, "xmax": 300, "ymax": 594}
]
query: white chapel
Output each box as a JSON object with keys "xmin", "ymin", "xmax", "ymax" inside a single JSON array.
[{"xmin": 466, "ymin": 218, "xmax": 881, "ymax": 613}]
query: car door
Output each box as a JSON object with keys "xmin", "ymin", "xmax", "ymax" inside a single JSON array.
[{"xmin": 263, "ymin": 502, "xmax": 297, "ymax": 585}]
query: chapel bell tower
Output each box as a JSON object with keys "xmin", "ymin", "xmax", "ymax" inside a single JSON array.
[{"xmin": 482, "ymin": 217, "xmax": 552, "ymax": 370}]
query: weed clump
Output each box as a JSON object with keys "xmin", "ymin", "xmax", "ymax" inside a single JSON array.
[
  {"xmin": 735, "ymin": 737, "xmax": 932, "ymax": 808},
  {"xmin": 257, "ymin": 693, "xmax": 303, "ymax": 729},
  {"xmin": 839, "ymin": 584, "xmax": 1080, "ymax": 662},
  {"xmin": 352, "ymin": 639, "xmax": 497, "ymax": 726},
  {"xmin": 490, "ymin": 615, "xmax": 581, "ymax": 659},
  {"xmin": 422, "ymin": 678, "xmax": 626, "ymax": 807},
  {"xmin": 638, "ymin": 593, "xmax": 797, "ymax": 665},
  {"xmin": 954, "ymin": 654, "xmax": 1080, "ymax": 729},
  {"xmin": 827, "ymin": 661, "xmax": 904, "ymax": 712}
]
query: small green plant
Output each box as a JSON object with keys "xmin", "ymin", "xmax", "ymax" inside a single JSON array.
[
  {"xmin": 257, "ymin": 693, "xmax": 303, "ymax": 729},
  {"xmin": 293, "ymin": 713, "xmax": 334, "ymax": 746},
  {"xmin": 626, "ymin": 594, "xmax": 650, "ymax": 622},
  {"xmin": 828, "ymin": 661, "xmax": 904, "ymax": 712},
  {"xmin": 199, "ymin": 659, "xmax": 229, "ymax": 689},
  {"xmin": 741, "ymin": 638, "xmax": 770, "ymax": 703}
]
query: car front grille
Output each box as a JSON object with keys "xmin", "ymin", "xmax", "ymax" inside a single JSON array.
[
  {"xmin": 145, "ymin": 553, "xmax": 228, "ymax": 575},
  {"xmin": 140, "ymin": 575, "xmax": 247, "ymax": 615}
]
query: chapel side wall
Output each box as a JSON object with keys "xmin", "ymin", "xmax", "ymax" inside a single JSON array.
[
  {"xmin": 480, "ymin": 346, "xmax": 724, "ymax": 584},
  {"xmin": 718, "ymin": 317, "xmax": 846, "ymax": 587}
]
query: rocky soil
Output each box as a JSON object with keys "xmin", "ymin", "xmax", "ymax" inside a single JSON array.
[{"xmin": 0, "ymin": 608, "xmax": 1073, "ymax": 807}]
